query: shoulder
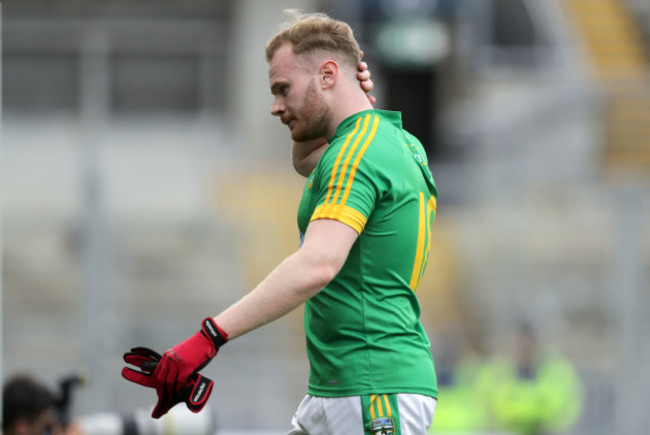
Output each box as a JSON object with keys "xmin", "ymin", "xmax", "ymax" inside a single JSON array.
[
  {"xmin": 315, "ymin": 111, "xmax": 409, "ymax": 181},
  {"xmin": 333, "ymin": 112, "xmax": 404, "ymax": 157}
]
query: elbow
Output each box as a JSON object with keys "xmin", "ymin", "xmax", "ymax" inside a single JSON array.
[
  {"xmin": 311, "ymin": 262, "xmax": 340, "ymax": 290},
  {"xmin": 298, "ymin": 256, "xmax": 343, "ymax": 299}
]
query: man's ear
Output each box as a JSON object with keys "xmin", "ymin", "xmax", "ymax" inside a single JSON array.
[{"xmin": 320, "ymin": 60, "xmax": 338, "ymax": 90}]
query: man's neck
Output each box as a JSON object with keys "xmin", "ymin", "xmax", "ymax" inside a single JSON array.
[{"xmin": 326, "ymin": 89, "xmax": 374, "ymax": 138}]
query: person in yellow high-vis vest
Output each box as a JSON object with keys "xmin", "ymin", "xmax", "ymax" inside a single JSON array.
[
  {"xmin": 483, "ymin": 325, "xmax": 584, "ymax": 435},
  {"xmin": 428, "ymin": 354, "xmax": 491, "ymax": 433}
]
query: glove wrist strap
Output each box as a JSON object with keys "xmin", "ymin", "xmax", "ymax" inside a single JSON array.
[{"xmin": 201, "ymin": 317, "xmax": 228, "ymax": 350}]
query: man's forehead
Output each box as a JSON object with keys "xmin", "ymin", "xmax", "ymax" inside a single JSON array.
[
  {"xmin": 268, "ymin": 44, "xmax": 296, "ymax": 77},
  {"xmin": 268, "ymin": 45, "xmax": 318, "ymax": 80}
]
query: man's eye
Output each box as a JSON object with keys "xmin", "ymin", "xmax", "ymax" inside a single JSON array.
[{"xmin": 281, "ymin": 86, "xmax": 289, "ymax": 96}]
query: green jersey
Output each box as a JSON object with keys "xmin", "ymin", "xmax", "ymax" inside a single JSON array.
[{"xmin": 297, "ymin": 109, "xmax": 438, "ymax": 398}]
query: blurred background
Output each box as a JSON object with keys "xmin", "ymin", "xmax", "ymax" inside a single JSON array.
[{"xmin": 1, "ymin": 0, "xmax": 649, "ymax": 434}]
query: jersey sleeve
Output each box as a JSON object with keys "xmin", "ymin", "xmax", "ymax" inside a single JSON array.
[{"xmin": 310, "ymin": 114, "xmax": 383, "ymax": 234}]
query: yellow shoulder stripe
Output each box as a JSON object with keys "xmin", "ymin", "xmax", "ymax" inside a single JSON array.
[
  {"xmin": 315, "ymin": 113, "xmax": 380, "ymax": 235},
  {"xmin": 330, "ymin": 114, "xmax": 372, "ymax": 206},
  {"xmin": 310, "ymin": 203, "xmax": 367, "ymax": 234},
  {"xmin": 324, "ymin": 116, "xmax": 363, "ymax": 205},
  {"xmin": 340, "ymin": 115, "xmax": 380, "ymax": 206}
]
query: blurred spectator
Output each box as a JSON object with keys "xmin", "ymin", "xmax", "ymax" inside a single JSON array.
[
  {"xmin": 2, "ymin": 374, "xmax": 84, "ymax": 435},
  {"xmin": 483, "ymin": 324, "xmax": 584, "ymax": 435},
  {"xmin": 428, "ymin": 325, "xmax": 491, "ymax": 433},
  {"xmin": 428, "ymin": 354, "xmax": 491, "ymax": 433}
]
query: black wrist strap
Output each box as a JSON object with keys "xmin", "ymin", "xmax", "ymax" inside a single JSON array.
[{"xmin": 201, "ymin": 317, "xmax": 228, "ymax": 349}]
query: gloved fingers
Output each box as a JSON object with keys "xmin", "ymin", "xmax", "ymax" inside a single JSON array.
[
  {"xmin": 141, "ymin": 361, "xmax": 158, "ymax": 371},
  {"xmin": 121, "ymin": 367, "xmax": 158, "ymax": 388},
  {"xmin": 122, "ymin": 345, "xmax": 193, "ymax": 419},
  {"xmin": 124, "ymin": 354, "xmax": 158, "ymax": 368},
  {"xmin": 153, "ymin": 359, "xmax": 178, "ymax": 406},
  {"xmin": 123, "ymin": 347, "xmax": 162, "ymax": 368},
  {"xmin": 150, "ymin": 361, "xmax": 180, "ymax": 419},
  {"xmin": 151, "ymin": 395, "xmax": 175, "ymax": 419},
  {"xmin": 151, "ymin": 404, "xmax": 168, "ymax": 419},
  {"xmin": 129, "ymin": 347, "xmax": 163, "ymax": 361},
  {"xmin": 156, "ymin": 355, "xmax": 188, "ymax": 401},
  {"xmin": 124, "ymin": 347, "xmax": 162, "ymax": 360}
]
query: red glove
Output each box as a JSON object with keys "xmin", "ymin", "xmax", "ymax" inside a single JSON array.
[
  {"xmin": 122, "ymin": 347, "xmax": 214, "ymax": 418},
  {"xmin": 121, "ymin": 318, "xmax": 227, "ymax": 419},
  {"xmin": 153, "ymin": 318, "xmax": 228, "ymax": 416},
  {"xmin": 122, "ymin": 346, "xmax": 215, "ymax": 418}
]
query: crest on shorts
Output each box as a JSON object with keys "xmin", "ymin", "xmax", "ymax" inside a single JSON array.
[{"xmin": 371, "ymin": 417, "xmax": 395, "ymax": 435}]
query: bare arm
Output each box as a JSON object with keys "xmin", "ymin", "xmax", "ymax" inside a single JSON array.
[
  {"xmin": 122, "ymin": 220, "xmax": 357, "ymax": 419},
  {"xmin": 214, "ymin": 219, "xmax": 358, "ymax": 339}
]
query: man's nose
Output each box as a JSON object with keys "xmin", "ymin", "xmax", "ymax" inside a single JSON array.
[{"xmin": 271, "ymin": 98, "xmax": 284, "ymax": 117}]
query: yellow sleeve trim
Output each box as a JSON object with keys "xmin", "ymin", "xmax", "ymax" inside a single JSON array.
[{"xmin": 310, "ymin": 203, "xmax": 367, "ymax": 234}]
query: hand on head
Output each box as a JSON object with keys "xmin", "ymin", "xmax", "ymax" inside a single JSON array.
[{"xmin": 357, "ymin": 53, "xmax": 376, "ymax": 105}]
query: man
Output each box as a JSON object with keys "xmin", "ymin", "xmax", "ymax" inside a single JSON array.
[
  {"xmin": 2, "ymin": 375, "xmax": 83, "ymax": 435},
  {"xmin": 2, "ymin": 375, "xmax": 58, "ymax": 435},
  {"xmin": 482, "ymin": 324, "xmax": 584, "ymax": 435},
  {"xmin": 123, "ymin": 10, "xmax": 438, "ymax": 434}
]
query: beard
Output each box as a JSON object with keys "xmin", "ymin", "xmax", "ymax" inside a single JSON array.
[{"xmin": 290, "ymin": 80, "xmax": 330, "ymax": 142}]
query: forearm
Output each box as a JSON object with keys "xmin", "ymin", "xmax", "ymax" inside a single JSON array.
[{"xmin": 213, "ymin": 248, "xmax": 335, "ymax": 339}]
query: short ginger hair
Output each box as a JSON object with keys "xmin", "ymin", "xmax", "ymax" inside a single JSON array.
[{"xmin": 265, "ymin": 9, "xmax": 361, "ymax": 70}]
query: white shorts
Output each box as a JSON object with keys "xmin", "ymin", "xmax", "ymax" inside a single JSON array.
[{"xmin": 288, "ymin": 393, "xmax": 436, "ymax": 435}]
